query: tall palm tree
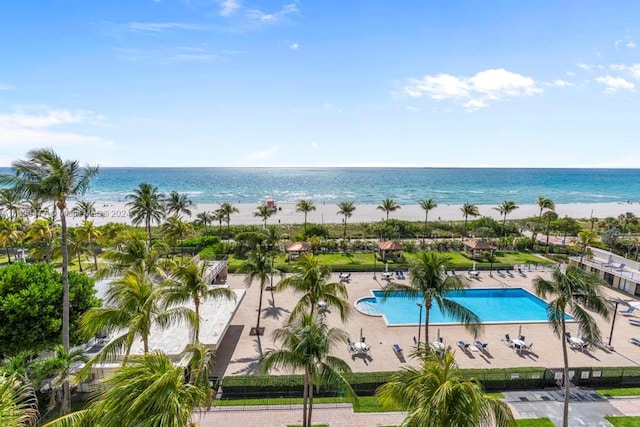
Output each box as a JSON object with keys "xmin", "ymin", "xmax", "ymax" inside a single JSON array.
[
  {"xmin": 0, "ymin": 188, "xmax": 22, "ymax": 221},
  {"xmin": 377, "ymin": 198, "xmax": 400, "ymax": 221},
  {"xmin": 419, "ymin": 198, "xmax": 438, "ymax": 241},
  {"xmin": 0, "ymin": 219, "xmax": 23, "ymax": 264},
  {"xmin": 533, "ymin": 267, "xmax": 609, "ymax": 427},
  {"xmin": 165, "ymin": 191, "xmax": 194, "ymax": 219},
  {"xmin": 376, "ymin": 350, "xmax": 515, "ymax": 427},
  {"xmin": 617, "ymin": 212, "xmax": 638, "ymax": 232},
  {"xmin": 65, "ymin": 228, "xmax": 89, "ymax": 272},
  {"xmin": 81, "ymin": 267, "xmax": 196, "ymax": 366},
  {"xmin": 0, "ymin": 373, "xmax": 39, "ymax": 427},
  {"xmin": 239, "ymin": 246, "xmax": 282, "ymax": 337},
  {"xmin": 33, "ymin": 344, "xmax": 87, "ymax": 415},
  {"xmin": 126, "ymin": 183, "xmax": 166, "ymax": 243},
  {"xmin": 577, "ymin": 230, "xmax": 597, "ymax": 264},
  {"xmin": 493, "ymin": 200, "xmax": 518, "ymax": 243},
  {"xmin": 254, "ymin": 204, "xmax": 274, "ymax": 228},
  {"xmin": 71, "ymin": 201, "xmax": 95, "ymax": 222},
  {"xmin": 213, "ymin": 208, "xmax": 225, "ymax": 233},
  {"xmin": 45, "ymin": 351, "xmax": 211, "ymax": 427},
  {"xmin": 77, "ymin": 220, "xmax": 101, "ymax": 270},
  {"xmin": 98, "ymin": 231, "xmax": 171, "ymax": 280},
  {"xmin": 277, "ymin": 253, "xmax": 351, "ymax": 322},
  {"xmin": 264, "ymin": 225, "xmax": 283, "ymax": 298},
  {"xmin": 336, "ymin": 201, "xmax": 356, "ymax": 240},
  {"xmin": 0, "ymin": 148, "xmax": 98, "ymax": 415},
  {"xmin": 160, "ymin": 216, "xmax": 195, "ymax": 260},
  {"xmin": 296, "ymin": 199, "xmax": 316, "ymax": 235},
  {"xmin": 162, "ymin": 260, "xmax": 236, "ymax": 342},
  {"xmin": 25, "ymin": 197, "xmax": 46, "ymax": 220},
  {"xmin": 536, "ymin": 196, "xmax": 555, "ymax": 242},
  {"xmin": 262, "ymin": 313, "xmax": 356, "ymax": 427},
  {"xmin": 543, "ymin": 210, "xmax": 559, "ymax": 249},
  {"xmin": 460, "ymin": 202, "xmax": 480, "ymax": 236},
  {"xmin": 219, "ymin": 202, "xmax": 239, "ymax": 234},
  {"xmin": 384, "ymin": 252, "xmax": 481, "ymax": 347}
]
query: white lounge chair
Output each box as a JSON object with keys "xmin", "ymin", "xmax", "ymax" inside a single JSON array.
[
  {"xmin": 630, "ymin": 337, "xmax": 640, "ymax": 346},
  {"xmin": 619, "ymin": 307, "xmax": 636, "ymax": 316},
  {"xmin": 629, "ymin": 319, "xmax": 640, "ymax": 327},
  {"xmin": 615, "ymin": 263, "xmax": 626, "ymax": 271}
]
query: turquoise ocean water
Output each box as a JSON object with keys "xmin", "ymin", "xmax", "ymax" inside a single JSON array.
[{"xmin": 1, "ymin": 167, "xmax": 639, "ymax": 205}]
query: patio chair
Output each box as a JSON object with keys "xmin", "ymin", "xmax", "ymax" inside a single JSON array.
[
  {"xmin": 615, "ymin": 263, "xmax": 626, "ymax": 271},
  {"xmin": 630, "ymin": 337, "xmax": 640, "ymax": 346},
  {"xmin": 525, "ymin": 343, "xmax": 534, "ymax": 352},
  {"xmin": 392, "ymin": 344, "xmax": 403, "ymax": 355},
  {"xmin": 475, "ymin": 340, "xmax": 489, "ymax": 350},
  {"xmin": 564, "ymin": 332, "xmax": 572, "ymax": 342},
  {"xmin": 619, "ymin": 306, "xmax": 636, "ymax": 316},
  {"xmin": 451, "ymin": 270, "xmax": 457, "ymax": 277},
  {"xmin": 457, "ymin": 340, "xmax": 470, "ymax": 351},
  {"xmin": 517, "ymin": 267, "xmax": 525, "ymax": 276},
  {"xmin": 629, "ymin": 319, "xmax": 640, "ymax": 327}
]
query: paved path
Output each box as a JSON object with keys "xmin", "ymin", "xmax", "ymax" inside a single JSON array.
[{"xmin": 194, "ymin": 392, "xmax": 640, "ymax": 427}]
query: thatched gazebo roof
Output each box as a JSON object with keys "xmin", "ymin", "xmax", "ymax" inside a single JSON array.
[
  {"xmin": 463, "ymin": 240, "xmax": 495, "ymax": 251},
  {"xmin": 376, "ymin": 241, "xmax": 404, "ymax": 251},
  {"xmin": 286, "ymin": 242, "xmax": 312, "ymax": 253}
]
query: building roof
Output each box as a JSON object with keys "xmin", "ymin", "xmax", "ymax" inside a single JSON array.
[
  {"xmin": 463, "ymin": 240, "xmax": 495, "ymax": 250},
  {"xmin": 286, "ymin": 241, "xmax": 312, "ymax": 252},
  {"xmin": 377, "ymin": 241, "xmax": 404, "ymax": 251}
]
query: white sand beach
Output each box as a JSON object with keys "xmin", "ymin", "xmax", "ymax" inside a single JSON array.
[{"xmin": 65, "ymin": 201, "xmax": 640, "ymax": 227}]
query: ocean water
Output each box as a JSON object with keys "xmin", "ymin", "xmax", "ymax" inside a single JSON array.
[{"xmin": 1, "ymin": 167, "xmax": 640, "ymax": 205}]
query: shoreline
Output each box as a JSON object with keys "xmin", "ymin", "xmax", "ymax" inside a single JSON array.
[{"xmin": 63, "ymin": 201, "xmax": 640, "ymax": 227}]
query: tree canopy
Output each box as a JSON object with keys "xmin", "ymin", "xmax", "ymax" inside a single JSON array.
[{"xmin": 0, "ymin": 263, "xmax": 99, "ymax": 356}]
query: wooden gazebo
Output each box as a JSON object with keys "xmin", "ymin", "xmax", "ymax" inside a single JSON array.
[
  {"xmin": 286, "ymin": 241, "xmax": 312, "ymax": 260},
  {"xmin": 463, "ymin": 239, "xmax": 495, "ymax": 259},
  {"xmin": 377, "ymin": 241, "xmax": 404, "ymax": 261}
]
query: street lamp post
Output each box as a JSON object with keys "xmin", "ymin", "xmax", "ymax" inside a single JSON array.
[
  {"xmin": 416, "ymin": 302, "xmax": 423, "ymax": 347},
  {"xmin": 373, "ymin": 249, "xmax": 377, "ymax": 280},
  {"xmin": 489, "ymin": 248, "xmax": 495, "ymax": 277}
]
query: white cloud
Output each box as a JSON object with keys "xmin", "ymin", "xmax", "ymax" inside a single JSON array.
[
  {"xmin": 219, "ymin": 0, "xmax": 240, "ymax": 16},
  {"xmin": 566, "ymin": 71, "xmax": 576, "ymax": 77},
  {"xmin": 610, "ymin": 63, "xmax": 640, "ymax": 80},
  {"xmin": 544, "ymin": 79, "xmax": 574, "ymax": 87},
  {"xmin": 595, "ymin": 76, "xmax": 635, "ymax": 93},
  {"xmin": 403, "ymin": 68, "xmax": 542, "ymax": 111},
  {"xmin": 127, "ymin": 22, "xmax": 207, "ymax": 32},
  {"xmin": 577, "ymin": 63, "xmax": 592, "ymax": 71},
  {"xmin": 0, "ymin": 108, "xmax": 113, "ymax": 148},
  {"xmin": 288, "ymin": 42, "xmax": 299, "ymax": 50},
  {"xmin": 311, "ymin": 141, "xmax": 318, "ymax": 149},
  {"xmin": 246, "ymin": 145, "xmax": 280, "ymax": 160},
  {"xmin": 246, "ymin": 3, "xmax": 297, "ymax": 23},
  {"xmin": 627, "ymin": 41, "xmax": 637, "ymax": 49}
]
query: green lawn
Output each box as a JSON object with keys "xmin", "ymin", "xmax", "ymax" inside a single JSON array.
[
  {"xmin": 215, "ymin": 396, "xmax": 401, "ymax": 413},
  {"xmin": 605, "ymin": 416, "xmax": 640, "ymax": 427},
  {"xmin": 516, "ymin": 419, "xmax": 555, "ymax": 427},
  {"xmin": 596, "ymin": 387, "xmax": 640, "ymax": 397}
]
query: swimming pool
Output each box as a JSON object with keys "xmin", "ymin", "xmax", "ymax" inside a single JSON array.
[{"xmin": 355, "ymin": 288, "xmax": 573, "ymax": 325}]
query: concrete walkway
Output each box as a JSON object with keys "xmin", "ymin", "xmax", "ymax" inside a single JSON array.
[{"xmin": 194, "ymin": 392, "xmax": 640, "ymax": 426}]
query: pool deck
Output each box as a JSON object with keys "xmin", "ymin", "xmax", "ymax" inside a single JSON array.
[{"xmin": 212, "ymin": 267, "xmax": 640, "ymax": 377}]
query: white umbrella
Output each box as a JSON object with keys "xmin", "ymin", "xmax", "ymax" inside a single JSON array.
[
  {"xmin": 518, "ymin": 325, "xmax": 522, "ymax": 337},
  {"xmin": 472, "ymin": 261, "xmax": 476, "ymax": 271},
  {"xmin": 385, "ymin": 262, "xmax": 389, "ymax": 272}
]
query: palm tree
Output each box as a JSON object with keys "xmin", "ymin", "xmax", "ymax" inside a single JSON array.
[
  {"xmin": 0, "ymin": 219, "xmax": 23, "ymax": 264},
  {"xmin": 0, "ymin": 149, "xmax": 98, "ymax": 415},
  {"xmin": 65, "ymin": 228, "xmax": 89, "ymax": 272},
  {"xmin": 418, "ymin": 198, "xmax": 438, "ymax": 241},
  {"xmin": 219, "ymin": 202, "xmax": 239, "ymax": 234},
  {"xmin": 0, "ymin": 373, "xmax": 39, "ymax": 427},
  {"xmin": 277, "ymin": 253, "xmax": 351, "ymax": 322},
  {"xmin": 376, "ymin": 350, "xmax": 515, "ymax": 427},
  {"xmin": 162, "ymin": 260, "xmax": 236, "ymax": 342},
  {"xmin": 71, "ymin": 201, "xmax": 95, "ymax": 222},
  {"xmin": 384, "ymin": 252, "xmax": 481, "ymax": 347},
  {"xmin": 493, "ymin": 200, "xmax": 518, "ymax": 244},
  {"xmin": 536, "ymin": 196, "xmax": 555, "ymax": 242},
  {"xmin": 296, "ymin": 199, "xmax": 316, "ymax": 235},
  {"xmin": 460, "ymin": 202, "xmax": 480, "ymax": 236},
  {"xmin": 98, "ymin": 231, "xmax": 171, "ymax": 280},
  {"xmin": 543, "ymin": 210, "xmax": 559, "ymax": 250},
  {"xmin": 33, "ymin": 344, "xmax": 87, "ymax": 415},
  {"xmin": 25, "ymin": 218, "xmax": 56, "ymax": 262},
  {"xmin": 161, "ymin": 216, "xmax": 195, "ymax": 260},
  {"xmin": 336, "ymin": 201, "xmax": 356, "ymax": 240},
  {"xmin": 45, "ymin": 351, "xmax": 211, "ymax": 427},
  {"xmin": 213, "ymin": 208, "xmax": 225, "ymax": 232},
  {"xmin": 239, "ymin": 246, "xmax": 282, "ymax": 337},
  {"xmin": 262, "ymin": 313, "xmax": 356, "ymax": 427},
  {"xmin": 577, "ymin": 230, "xmax": 597, "ymax": 264},
  {"xmin": 126, "ymin": 183, "xmax": 166, "ymax": 243},
  {"xmin": 533, "ymin": 267, "xmax": 609, "ymax": 427},
  {"xmin": 617, "ymin": 212, "xmax": 638, "ymax": 232},
  {"xmin": 25, "ymin": 197, "xmax": 46, "ymax": 220},
  {"xmin": 81, "ymin": 267, "xmax": 196, "ymax": 366},
  {"xmin": 195, "ymin": 210, "xmax": 216, "ymax": 230},
  {"xmin": 165, "ymin": 191, "xmax": 194, "ymax": 219},
  {"xmin": 0, "ymin": 188, "xmax": 22, "ymax": 221},
  {"xmin": 377, "ymin": 198, "xmax": 400, "ymax": 221},
  {"xmin": 77, "ymin": 220, "xmax": 101, "ymax": 270},
  {"xmin": 254, "ymin": 204, "xmax": 274, "ymax": 228}
]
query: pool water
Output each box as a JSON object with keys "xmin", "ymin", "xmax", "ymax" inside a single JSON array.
[{"xmin": 355, "ymin": 288, "xmax": 572, "ymax": 325}]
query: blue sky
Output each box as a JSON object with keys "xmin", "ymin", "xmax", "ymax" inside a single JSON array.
[{"xmin": 1, "ymin": 1, "xmax": 639, "ymax": 167}]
